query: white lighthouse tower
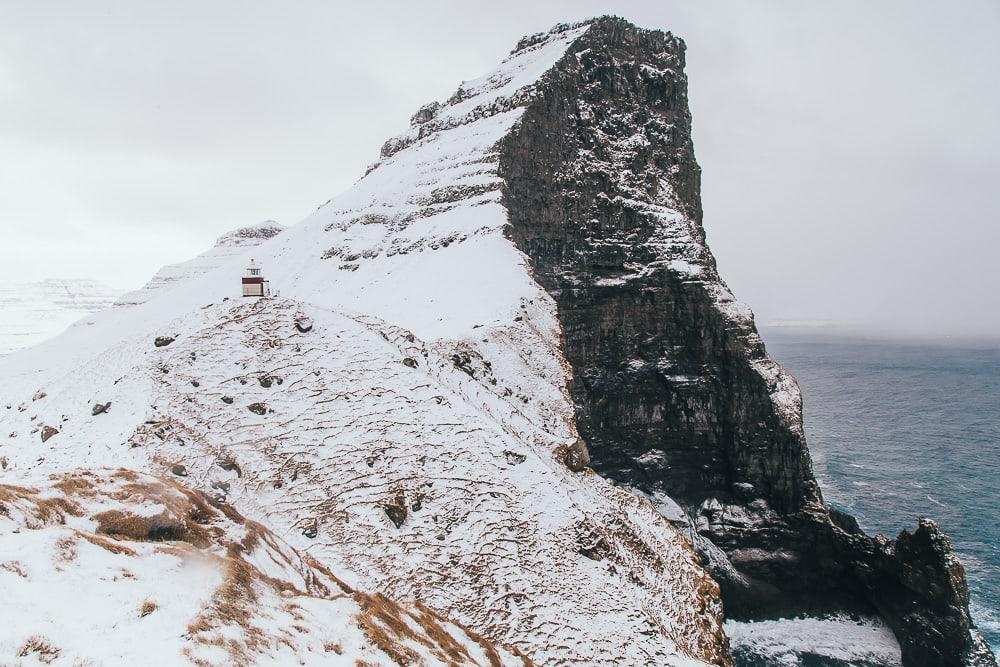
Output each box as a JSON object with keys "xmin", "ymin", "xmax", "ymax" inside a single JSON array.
[{"xmin": 241, "ymin": 259, "xmax": 269, "ymax": 297}]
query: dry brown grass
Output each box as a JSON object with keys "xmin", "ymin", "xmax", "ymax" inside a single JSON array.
[
  {"xmin": 50, "ymin": 472, "xmax": 98, "ymax": 498},
  {"xmin": 0, "ymin": 482, "xmax": 84, "ymax": 526},
  {"xmin": 76, "ymin": 530, "xmax": 137, "ymax": 556},
  {"xmin": 0, "ymin": 560, "xmax": 28, "ymax": 577},
  {"xmin": 353, "ymin": 591, "xmax": 502, "ymax": 667},
  {"xmin": 54, "ymin": 535, "xmax": 78, "ymax": 563},
  {"xmin": 140, "ymin": 598, "xmax": 159, "ymax": 617},
  {"xmin": 18, "ymin": 636, "xmax": 60, "ymax": 663},
  {"xmin": 94, "ymin": 508, "xmax": 187, "ymax": 542}
]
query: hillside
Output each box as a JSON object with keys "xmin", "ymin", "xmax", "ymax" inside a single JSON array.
[{"xmin": 0, "ymin": 16, "xmax": 993, "ymax": 667}]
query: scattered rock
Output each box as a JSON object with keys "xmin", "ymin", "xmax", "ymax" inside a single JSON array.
[
  {"xmin": 91, "ymin": 402, "xmax": 111, "ymax": 416},
  {"xmin": 153, "ymin": 336, "xmax": 175, "ymax": 348},
  {"xmin": 32, "ymin": 390, "xmax": 46, "ymax": 401},
  {"xmin": 216, "ymin": 457, "xmax": 243, "ymax": 477},
  {"xmin": 170, "ymin": 464, "xmax": 188, "ymax": 477},
  {"xmin": 247, "ymin": 402, "xmax": 267, "ymax": 415},
  {"xmin": 302, "ymin": 519, "xmax": 318, "ymax": 539},
  {"xmin": 294, "ymin": 317, "xmax": 313, "ymax": 333},
  {"xmin": 402, "ymin": 357, "xmax": 418, "ymax": 368},
  {"xmin": 190, "ymin": 380, "xmax": 200, "ymax": 388},
  {"xmin": 384, "ymin": 495, "xmax": 407, "ymax": 528},
  {"xmin": 560, "ymin": 438, "xmax": 591, "ymax": 472},
  {"xmin": 40, "ymin": 425, "xmax": 59, "ymax": 443},
  {"xmin": 504, "ymin": 451, "xmax": 527, "ymax": 466},
  {"xmin": 258, "ymin": 376, "xmax": 273, "ymax": 388},
  {"xmin": 221, "ymin": 396, "xmax": 234, "ymax": 404}
]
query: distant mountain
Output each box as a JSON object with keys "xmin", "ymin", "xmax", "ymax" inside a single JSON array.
[
  {"xmin": 0, "ymin": 278, "xmax": 123, "ymax": 355},
  {"xmin": 115, "ymin": 221, "xmax": 285, "ymax": 307}
]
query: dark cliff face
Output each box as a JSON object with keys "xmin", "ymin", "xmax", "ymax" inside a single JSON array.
[{"xmin": 499, "ymin": 16, "xmax": 996, "ymax": 667}]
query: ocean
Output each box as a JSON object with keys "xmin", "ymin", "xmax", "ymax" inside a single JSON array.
[{"xmin": 763, "ymin": 329, "xmax": 1000, "ymax": 655}]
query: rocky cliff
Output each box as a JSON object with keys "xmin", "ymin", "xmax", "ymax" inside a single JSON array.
[
  {"xmin": 498, "ymin": 16, "xmax": 995, "ymax": 667},
  {"xmin": 0, "ymin": 22, "xmax": 728, "ymax": 666},
  {"xmin": 0, "ymin": 16, "xmax": 993, "ymax": 667}
]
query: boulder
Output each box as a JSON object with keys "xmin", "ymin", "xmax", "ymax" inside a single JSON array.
[
  {"xmin": 154, "ymin": 336, "xmax": 175, "ymax": 347},
  {"xmin": 91, "ymin": 402, "xmax": 111, "ymax": 416},
  {"xmin": 40, "ymin": 425, "xmax": 59, "ymax": 442}
]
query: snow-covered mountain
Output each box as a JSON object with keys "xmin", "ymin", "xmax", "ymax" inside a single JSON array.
[
  {"xmin": 0, "ymin": 16, "xmax": 992, "ymax": 667},
  {"xmin": 0, "ymin": 21, "xmax": 726, "ymax": 667},
  {"xmin": 115, "ymin": 221, "xmax": 285, "ymax": 307},
  {"xmin": 0, "ymin": 279, "xmax": 123, "ymax": 356}
]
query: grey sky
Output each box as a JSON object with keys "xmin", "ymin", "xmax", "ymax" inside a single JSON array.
[{"xmin": 2, "ymin": 1, "xmax": 998, "ymax": 339}]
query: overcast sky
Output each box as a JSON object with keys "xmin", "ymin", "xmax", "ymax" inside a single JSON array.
[{"xmin": 2, "ymin": 1, "xmax": 998, "ymax": 339}]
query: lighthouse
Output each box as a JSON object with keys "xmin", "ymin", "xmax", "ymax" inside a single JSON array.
[{"xmin": 241, "ymin": 259, "xmax": 270, "ymax": 297}]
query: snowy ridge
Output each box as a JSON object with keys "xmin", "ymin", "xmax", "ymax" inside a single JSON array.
[
  {"xmin": 0, "ymin": 469, "xmax": 525, "ymax": 666},
  {"xmin": 115, "ymin": 221, "xmax": 285, "ymax": 307},
  {"xmin": 0, "ymin": 279, "xmax": 123, "ymax": 356},
  {"xmin": 0, "ymin": 20, "xmax": 727, "ymax": 667}
]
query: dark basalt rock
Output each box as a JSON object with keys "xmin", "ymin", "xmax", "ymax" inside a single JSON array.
[
  {"xmin": 384, "ymin": 498, "xmax": 407, "ymax": 528},
  {"xmin": 247, "ymin": 402, "xmax": 267, "ymax": 415},
  {"xmin": 499, "ymin": 16, "xmax": 995, "ymax": 666},
  {"xmin": 153, "ymin": 336, "xmax": 175, "ymax": 348}
]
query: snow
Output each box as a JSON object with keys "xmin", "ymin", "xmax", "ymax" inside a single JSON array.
[
  {"xmin": 0, "ymin": 279, "xmax": 123, "ymax": 356},
  {"xmin": 725, "ymin": 615, "xmax": 902, "ymax": 666},
  {"xmin": 0, "ymin": 470, "xmax": 524, "ymax": 666},
  {"xmin": 115, "ymin": 221, "xmax": 285, "ymax": 307},
  {"xmin": 0, "ymin": 20, "xmax": 725, "ymax": 667}
]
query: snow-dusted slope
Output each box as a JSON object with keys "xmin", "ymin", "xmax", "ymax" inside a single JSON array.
[
  {"xmin": 0, "ymin": 469, "xmax": 525, "ymax": 666},
  {"xmin": 0, "ymin": 21, "xmax": 728, "ymax": 667},
  {"xmin": 115, "ymin": 221, "xmax": 285, "ymax": 307},
  {"xmin": 0, "ymin": 279, "xmax": 123, "ymax": 355}
]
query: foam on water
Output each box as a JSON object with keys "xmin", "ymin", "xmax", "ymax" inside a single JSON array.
[{"xmin": 764, "ymin": 329, "xmax": 1000, "ymax": 657}]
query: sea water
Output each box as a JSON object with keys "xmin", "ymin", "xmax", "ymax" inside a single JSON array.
[{"xmin": 763, "ymin": 329, "xmax": 1000, "ymax": 656}]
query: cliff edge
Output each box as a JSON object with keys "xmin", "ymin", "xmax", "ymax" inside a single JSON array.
[{"xmin": 498, "ymin": 16, "xmax": 995, "ymax": 667}]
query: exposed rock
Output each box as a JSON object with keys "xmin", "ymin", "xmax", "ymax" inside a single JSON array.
[
  {"xmin": 558, "ymin": 438, "xmax": 591, "ymax": 472},
  {"xmin": 153, "ymin": 336, "xmax": 174, "ymax": 348},
  {"xmin": 91, "ymin": 402, "xmax": 111, "ymax": 416},
  {"xmin": 216, "ymin": 457, "xmax": 242, "ymax": 477},
  {"xmin": 221, "ymin": 396, "xmax": 234, "ymax": 404},
  {"xmin": 258, "ymin": 375, "xmax": 273, "ymax": 388},
  {"xmin": 503, "ymin": 450, "xmax": 527, "ymax": 466},
  {"xmin": 40, "ymin": 425, "xmax": 58, "ymax": 442},
  {"xmin": 170, "ymin": 464, "xmax": 187, "ymax": 477},
  {"xmin": 384, "ymin": 496, "xmax": 407, "ymax": 528},
  {"xmin": 247, "ymin": 403, "xmax": 267, "ymax": 415},
  {"xmin": 31, "ymin": 390, "xmax": 46, "ymax": 401},
  {"xmin": 499, "ymin": 16, "xmax": 993, "ymax": 667},
  {"xmin": 401, "ymin": 357, "xmax": 418, "ymax": 368},
  {"xmin": 294, "ymin": 317, "xmax": 313, "ymax": 333}
]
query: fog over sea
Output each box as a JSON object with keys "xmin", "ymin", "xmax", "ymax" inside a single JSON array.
[{"xmin": 763, "ymin": 328, "xmax": 1000, "ymax": 655}]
